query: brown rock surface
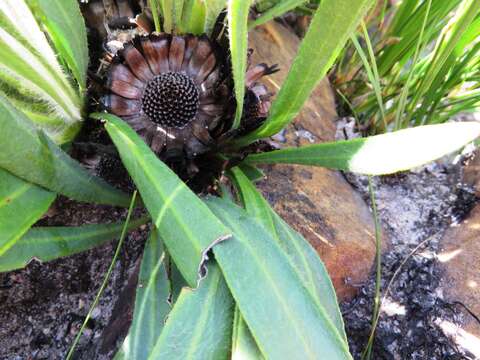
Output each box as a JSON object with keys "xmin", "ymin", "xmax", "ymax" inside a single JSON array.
[
  {"xmin": 250, "ymin": 22, "xmax": 377, "ymax": 300},
  {"xmin": 438, "ymin": 203, "xmax": 480, "ymax": 357}
]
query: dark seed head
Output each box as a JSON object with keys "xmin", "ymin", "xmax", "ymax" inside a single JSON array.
[{"xmin": 141, "ymin": 72, "xmax": 199, "ymax": 128}]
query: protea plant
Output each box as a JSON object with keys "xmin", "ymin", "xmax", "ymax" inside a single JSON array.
[
  {"xmin": 1, "ymin": 1, "xmax": 480, "ymax": 359},
  {"xmin": 101, "ymin": 33, "xmax": 276, "ymax": 174}
]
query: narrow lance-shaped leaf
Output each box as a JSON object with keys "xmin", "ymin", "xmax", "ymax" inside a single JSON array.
[
  {"xmin": 231, "ymin": 306, "xmax": 264, "ymax": 360},
  {"xmin": 26, "ymin": 0, "xmax": 89, "ymax": 91},
  {"xmin": 97, "ymin": 113, "xmax": 231, "ymax": 287},
  {"xmin": 116, "ymin": 227, "xmax": 171, "ymax": 360},
  {"xmin": 228, "ymin": 0, "xmax": 252, "ymax": 128},
  {"xmin": 207, "ymin": 197, "xmax": 352, "ymax": 359},
  {"xmin": 244, "ymin": 122, "xmax": 480, "ymax": 175},
  {"xmin": 228, "ymin": 166, "xmax": 347, "ymax": 341},
  {"xmin": 0, "ymin": 217, "xmax": 148, "ymax": 273},
  {"xmin": 0, "ymin": 97, "xmax": 131, "ymax": 207},
  {"xmin": 204, "ymin": 0, "xmax": 226, "ymax": 35},
  {"xmin": 0, "ymin": 168, "xmax": 55, "ymax": 256},
  {"xmin": 149, "ymin": 263, "xmax": 234, "ymax": 360},
  {"xmin": 237, "ymin": 0, "xmax": 374, "ymax": 145}
]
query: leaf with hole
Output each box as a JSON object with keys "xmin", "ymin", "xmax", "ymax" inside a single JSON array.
[
  {"xmin": 207, "ymin": 197, "xmax": 351, "ymax": 359},
  {"xmin": 98, "ymin": 113, "xmax": 231, "ymax": 287},
  {"xmin": 149, "ymin": 263, "xmax": 234, "ymax": 359}
]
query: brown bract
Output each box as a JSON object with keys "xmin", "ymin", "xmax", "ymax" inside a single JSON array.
[{"xmin": 102, "ymin": 33, "xmax": 277, "ymax": 166}]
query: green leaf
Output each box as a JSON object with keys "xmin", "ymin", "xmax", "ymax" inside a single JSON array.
[
  {"xmin": 204, "ymin": 0, "xmax": 226, "ymax": 35},
  {"xmin": 228, "ymin": 166, "xmax": 347, "ymax": 341},
  {"xmin": 181, "ymin": 0, "xmax": 207, "ymax": 34},
  {"xmin": 228, "ymin": 0, "xmax": 253, "ymax": 129},
  {"xmin": 237, "ymin": 163, "xmax": 265, "ymax": 183},
  {"xmin": 0, "ymin": 168, "xmax": 55, "ymax": 256},
  {"xmin": 237, "ymin": 0, "xmax": 374, "ymax": 144},
  {"xmin": 249, "ymin": 0, "xmax": 307, "ymax": 29},
  {"xmin": 244, "ymin": 122, "xmax": 480, "ymax": 175},
  {"xmin": 231, "ymin": 306, "xmax": 263, "ymax": 360},
  {"xmin": 0, "ymin": 97, "xmax": 130, "ymax": 207},
  {"xmin": 0, "ymin": 0, "xmax": 82, "ymax": 123},
  {"xmin": 207, "ymin": 198, "xmax": 351, "ymax": 359},
  {"xmin": 98, "ymin": 113, "xmax": 231, "ymax": 287},
  {"xmin": 0, "ymin": 216, "xmax": 148, "ymax": 272},
  {"xmin": 27, "ymin": 0, "xmax": 89, "ymax": 90},
  {"xmin": 116, "ymin": 228, "xmax": 171, "ymax": 360},
  {"xmin": 149, "ymin": 263, "xmax": 234, "ymax": 359}
]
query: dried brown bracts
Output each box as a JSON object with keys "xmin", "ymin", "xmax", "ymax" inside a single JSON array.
[{"xmin": 102, "ymin": 33, "xmax": 277, "ymax": 161}]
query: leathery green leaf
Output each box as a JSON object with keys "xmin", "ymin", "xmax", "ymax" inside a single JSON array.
[
  {"xmin": 0, "ymin": 217, "xmax": 148, "ymax": 273},
  {"xmin": 231, "ymin": 306, "xmax": 263, "ymax": 360},
  {"xmin": 116, "ymin": 228, "xmax": 171, "ymax": 360},
  {"xmin": 237, "ymin": 0, "xmax": 374, "ymax": 145},
  {"xmin": 27, "ymin": 0, "xmax": 89, "ymax": 90},
  {"xmin": 228, "ymin": 166, "xmax": 347, "ymax": 341},
  {"xmin": 207, "ymin": 198, "xmax": 352, "ymax": 359},
  {"xmin": 0, "ymin": 168, "xmax": 55, "ymax": 256},
  {"xmin": 228, "ymin": 0, "xmax": 253, "ymax": 128},
  {"xmin": 149, "ymin": 263, "xmax": 234, "ymax": 360},
  {"xmin": 244, "ymin": 122, "xmax": 480, "ymax": 175},
  {"xmin": 0, "ymin": 97, "xmax": 131, "ymax": 207},
  {"xmin": 98, "ymin": 113, "xmax": 231, "ymax": 287}
]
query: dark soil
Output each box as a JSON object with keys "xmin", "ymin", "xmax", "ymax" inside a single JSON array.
[
  {"xmin": 338, "ymin": 119, "xmax": 479, "ymax": 360},
  {"xmin": 0, "ymin": 198, "xmax": 150, "ymax": 360}
]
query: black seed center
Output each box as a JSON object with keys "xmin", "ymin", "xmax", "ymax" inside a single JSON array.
[{"xmin": 142, "ymin": 72, "xmax": 199, "ymax": 128}]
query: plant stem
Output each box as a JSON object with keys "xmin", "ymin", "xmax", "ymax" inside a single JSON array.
[
  {"xmin": 362, "ymin": 177, "xmax": 382, "ymax": 360},
  {"xmin": 66, "ymin": 190, "xmax": 138, "ymax": 360}
]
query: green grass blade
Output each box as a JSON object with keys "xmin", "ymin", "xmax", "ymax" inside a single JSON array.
[
  {"xmin": 149, "ymin": 263, "xmax": 234, "ymax": 359},
  {"xmin": 0, "ymin": 216, "xmax": 148, "ymax": 273},
  {"xmin": 244, "ymin": 122, "xmax": 480, "ymax": 175},
  {"xmin": 66, "ymin": 191, "xmax": 138, "ymax": 360},
  {"xmin": 97, "ymin": 113, "xmax": 231, "ymax": 287},
  {"xmin": 0, "ymin": 168, "xmax": 55, "ymax": 256},
  {"xmin": 207, "ymin": 197, "xmax": 352, "ymax": 359},
  {"xmin": 412, "ymin": 0, "xmax": 480, "ymax": 125},
  {"xmin": 27, "ymin": 0, "xmax": 88, "ymax": 91},
  {"xmin": 228, "ymin": 166, "xmax": 347, "ymax": 341},
  {"xmin": 236, "ymin": 0, "xmax": 374, "ymax": 145},
  {"xmin": 0, "ymin": 97, "xmax": 131, "ymax": 207},
  {"xmin": 249, "ymin": 0, "xmax": 307, "ymax": 29},
  {"xmin": 228, "ymin": 0, "xmax": 252, "ymax": 129},
  {"xmin": 116, "ymin": 227, "xmax": 171, "ymax": 360}
]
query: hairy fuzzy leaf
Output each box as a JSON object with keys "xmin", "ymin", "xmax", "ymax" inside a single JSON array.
[
  {"xmin": 98, "ymin": 113, "xmax": 231, "ymax": 287},
  {"xmin": 228, "ymin": 0, "xmax": 253, "ymax": 128},
  {"xmin": 228, "ymin": 167, "xmax": 347, "ymax": 341},
  {"xmin": 0, "ymin": 217, "xmax": 148, "ymax": 273},
  {"xmin": 0, "ymin": 168, "xmax": 55, "ymax": 256},
  {"xmin": 207, "ymin": 198, "xmax": 351, "ymax": 359},
  {"xmin": 116, "ymin": 228, "xmax": 171, "ymax": 360},
  {"xmin": 27, "ymin": 0, "xmax": 88, "ymax": 90},
  {"xmin": 0, "ymin": 97, "xmax": 131, "ymax": 207},
  {"xmin": 149, "ymin": 263, "xmax": 234, "ymax": 359},
  {"xmin": 204, "ymin": 0, "xmax": 226, "ymax": 34},
  {"xmin": 244, "ymin": 122, "xmax": 480, "ymax": 175},
  {"xmin": 231, "ymin": 306, "xmax": 263, "ymax": 360},
  {"xmin": 238, "ymin": 0, "xmax": 374, "ymax": 144}
]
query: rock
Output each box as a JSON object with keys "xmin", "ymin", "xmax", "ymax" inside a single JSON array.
[
  {"xmin": 438, "ymin": 203, "xmax": 480, "ymax": 358},
  {"xmin": 250, "ymin": 23, "xmax": 377, "ymax": 300}
]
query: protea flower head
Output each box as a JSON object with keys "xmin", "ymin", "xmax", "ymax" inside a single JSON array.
[{"xmin": 101, "ymin": 32, "xmax": 277, "ymax": 175}]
